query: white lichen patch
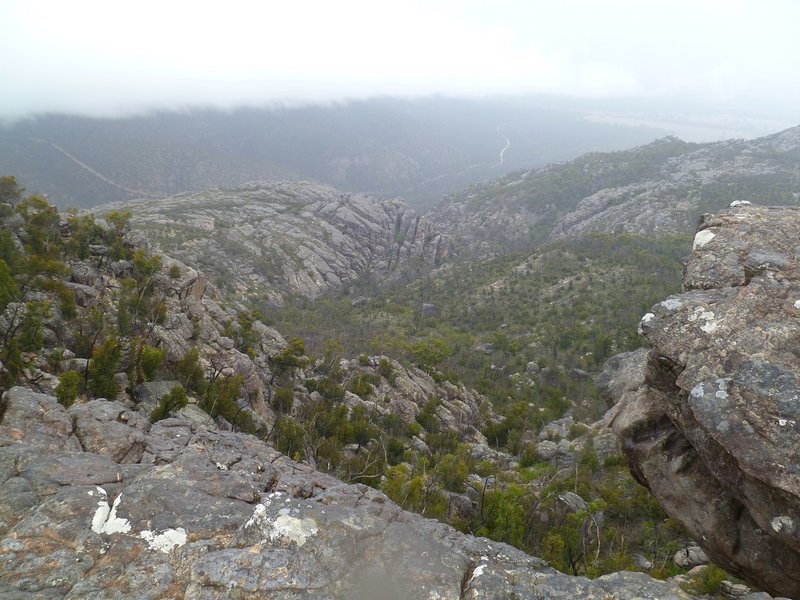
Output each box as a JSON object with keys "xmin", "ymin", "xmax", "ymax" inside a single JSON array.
[
  {"xmin": 139, "ymin": 528, "xmax": 187, "ymax": 553},
  {"xmin": 91, "ymin": 501, "xmax": 111, "ymax": 534},
  {"xmin": 729, "ymin": 200, "xmax": 751, "ymax": 207},
  {"xmin": 771, "ymin": 516, "xmax": 795, "ymax": 534},
  {"xmin": 778, "ymin": 418, "xmax": 796, "ymax": 427},
  {"xmin": 700, "ymin": 321, "xmax": 717, "ymax": 333},
  {"xmin": 469, "ymin": 564, "xmax": 487, "ymax": 583},
  {"xmin": 244, "ymin": 503, "xmax": 268, "ymax": 529},
  {"xmin": 660, "ymin": 298, "xmax": 683, "ymax": 311},
  {"xmin": 693, "ymin": 230, "xmax": 716, "ymax": 250},
  {"xmin": 688, "ymin": 307, "xmax": 718, "ymax": 333},
  {"xmin": 794, "ymin": 300, "xmax": 800, "ymax": 310},
  {"xmin": 715, "ymin": 379, "xmax": 729, "ymax": 399},
  {"xmin": 690, "ymin": 383, "xmax": 706, "ymax": 401},
  {"xmin": 269, "ymin": 515, "xmax": 318, "ymax": 547},
  {"xmin": 638, "ymin": 313, "xmax": 655, "ymax": 335},
  {"xmin": 91, "ymin": 494, "xmax": 132, "ymax": 535}
]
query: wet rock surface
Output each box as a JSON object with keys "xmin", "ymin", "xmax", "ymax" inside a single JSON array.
[
  {"xmin": 607, "ymin": 205, "xmax": 800, "ymax": 598},
  {"xmin": 0, "ymin": 386, "xmax": 702, "ymax": 599}
]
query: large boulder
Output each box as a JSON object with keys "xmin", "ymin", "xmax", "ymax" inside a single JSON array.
[
  {"xmin": 0, "ymin": 386, "xmax": 700, "ymax": 599},
  {"xmin": 607, "ymin": 205, "xmax": 800, "ymax": 598}
]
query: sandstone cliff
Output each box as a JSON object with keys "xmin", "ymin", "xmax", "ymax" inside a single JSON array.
[{"xmin": 606, "ymin": 204, "xmax": 800, "ymax": 598}]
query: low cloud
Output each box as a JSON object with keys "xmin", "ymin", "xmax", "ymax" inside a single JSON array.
[{"xmin": 1, "ymin": 0, "xmax": 798, "ymax": 120}]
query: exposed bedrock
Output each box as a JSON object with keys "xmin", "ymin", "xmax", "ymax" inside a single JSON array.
[
  {"xmin": 606, "ymin": 205, "xmax": 800, "ymax": 598},
  {"xmin": 0, "ymin": 386, "xmax": 700, "ymax": 599}
]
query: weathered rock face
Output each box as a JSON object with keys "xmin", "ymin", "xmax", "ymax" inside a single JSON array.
[
  {"xmin": 0, "ymin": 386, "xmax": 702, "ymax": 599},
  {"xmin": 101, "ymin": 181, "xmax": 447, "ymax": 304},
  {"xmin": 0, "ymin": 206, "xmax": 286, "ymax": 422},
  {"xmin": 431, "ymin": 126, "xmax": 800, "ymax": 257},
  {"xmin": 332, "ymin": 355, "xmax": 493, "ymax": 444},
  {"xmin": 606, "ymin": 205, "xmax": 800, "ymax": 598}
]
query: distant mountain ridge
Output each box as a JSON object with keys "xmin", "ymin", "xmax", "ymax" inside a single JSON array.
[
  {"xmin": 0, "ymin": 97, "xmax": 663, "ymax": 209},
  {"xmin": 431, "ymin": 125, "xmax": 800, "ymax": 256}
]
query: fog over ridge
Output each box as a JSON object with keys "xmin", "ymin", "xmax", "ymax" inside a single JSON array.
[{"xmin": 1, "ymin": 0, "xmax": 799, "ymax": 121}]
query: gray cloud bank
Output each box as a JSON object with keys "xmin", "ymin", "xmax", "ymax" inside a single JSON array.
[{"xmin": 1, "ymin": 0, "xmax": 799, "ymax": 121}]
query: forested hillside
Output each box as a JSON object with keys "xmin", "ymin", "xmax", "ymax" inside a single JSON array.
[{"xmin": 0, "ymin": 97, "xmax": 662, "ymax": 209}]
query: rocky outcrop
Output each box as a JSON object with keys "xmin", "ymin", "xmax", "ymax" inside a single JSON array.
[
  {"xmin": 101, "ymin": 181, "xmax": 447, "ymax": 304},
  {"xmin": 329, "ymin": 355, "xmax": 493, "ymax": 445},
  {"xmin": 606, "ymin": 204, "xmax": 800, "ymax": 598},
  {"xmin": 0, "ymin": 386, "xmax": 703, "ymax": 599},
  {"xmin": 431, "ymin": 127, "xmax": 800, "ymax": 256},
  {"xmin": 0, "ymin": 206, "xmax": 287, "ymax": 422},
  {"xmin": 544, "ymin": 129, "xmax": 800, "ymax": 241}
]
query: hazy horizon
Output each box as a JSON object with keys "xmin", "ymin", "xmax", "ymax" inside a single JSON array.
[{"xmin": 2, "ymin": 0, "xmax": 799, "ymax": 125}]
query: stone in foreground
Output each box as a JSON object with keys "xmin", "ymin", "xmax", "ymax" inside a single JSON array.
[
  {"xmin": 607, "ymin": 205, "xmax": 800, "ymax": 598},
  {"xmin": 0, "ymin": 387, "xmax": 696, "ymax": 599}
]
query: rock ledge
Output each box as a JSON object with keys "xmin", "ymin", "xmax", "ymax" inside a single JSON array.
[{"xmin": 0, "ymin": 386, "xmax": 697, "ymax": 599}]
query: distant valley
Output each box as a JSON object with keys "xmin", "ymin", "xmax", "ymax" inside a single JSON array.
[
  {"xmin": 0, "ymin": 96, "xmax": 667, "ymax": 210},
  {"xmin": 3, "ymin": 117, "xmax": 800, "ymax": 597}
]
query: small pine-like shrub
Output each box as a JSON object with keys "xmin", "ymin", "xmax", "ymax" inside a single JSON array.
[
  {"xmin": 272, "ymin": 386, "xmax": 294, "ymax": 414},
  {"xmin": 149, "ymin": 386, "xmax": 188, "ymax": 423},
  {"xmin": 140, "ymin": 346, "xmax": 166, "ymax": 381},
  {"xmin": 55, "ymin": 370, "xmax": 81, "ymax": 408}
]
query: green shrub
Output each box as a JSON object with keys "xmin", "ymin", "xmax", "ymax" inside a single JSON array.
[
  {"xmin": 482, "ymin": 419, "xmax": 510, "ymax": 448},
  {"xmin": 88, "ymin": 337, "xmax": 121, "ymax": 399},
  {"xmin": 378, "ymin": 358, "xmax": 397, "ymax": 384},
  {"xmin": 274, "ymin": 417, "xmax": 306, "ymax": 460},
  {"xmin": 55, "ymin": 370, "xmax": 81, "ymax": 408},
  {"xmin": 568, "ymin": 422, "xmax": 589, "ymax": 439},
  {"xmin": 150, "ymin": 386, "xmax": 188, "ymax": 423},
  {"xmin": 381, "ymin": 413, "xmax": 408, "ymax": 437},
  {"xmin": 409, "ymin": 337, "xmax": 451, "ymax": 368},
  {"xmin": 603, "ymin": 454, "xmax": 626, "ymax": 467},
  {"xmin": 347, "ymin": 372, "xmax": 379, "ymax": 397},
  {"xmin": 682, "ymin": 565, "xmax": 728, "ymax": 595},
  {"xmin": 272, "ymin": 386, "xmax": 294, "ymax": 414},
  {"xmin": 518, "ymin": 443, "xmax": 539, "ymax": 467},
  {"xmin": 140, "ymin": 345, "xmax": 166, "ymax": 380},
  {"xmin": 406, "ymin": 422, "xmax": 421, "ymax": 438},
  {"xmin": 19, "ymin": 301, "xmax": 49, "ymax": 352},
  {"xmin": 271, "ymin": 338, "xmax": 308, "ymax": 373},
  {"xmin": 200, "ymin": 374, "xmax": 255, "ymax": 433},
  {"xmin": 438, "ymin": 453, "xmax": 469, "ymax": 492},
  {"xmin": 385, "ymin": 437, "xmax": 406, "ymax": 465},
  {"xmin": 176, "ymin": 348, "xmax": 208, "ymax": 395},
  {"xmin": 316, "ymin": 377, "xmax": 345, "ymax": 401},
  {"xmin": 416, "ymin": 397, "xmax": 441, "ymax": 433}
]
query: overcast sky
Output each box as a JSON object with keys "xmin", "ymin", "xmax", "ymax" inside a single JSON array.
[{"xmin": 1, "ymin": 0, "xmax": 799, "ymax": 121}]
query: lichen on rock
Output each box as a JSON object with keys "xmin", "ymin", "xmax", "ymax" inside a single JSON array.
[{"xmin": 606, "ymin": 205, "xmax": 800, "ymax": 598}]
